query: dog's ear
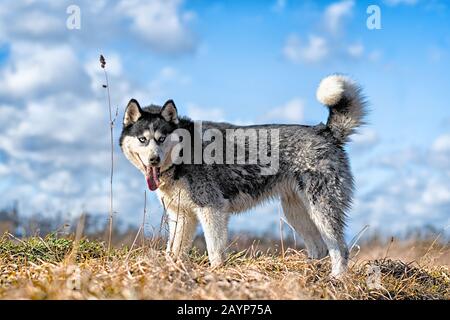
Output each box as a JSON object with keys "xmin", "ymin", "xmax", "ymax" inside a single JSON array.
[
  {"xmin": 161, "ymin": 100, "xmax": 179, "ymax": 124},
  {"xmin": 124, "ymin": 99, "xmax": 143, "ymax": 126}
]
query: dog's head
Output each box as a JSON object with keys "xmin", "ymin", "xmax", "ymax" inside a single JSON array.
[{"xmin": 119, "ymin": 99, "xmax": 180, "ymax": 191}]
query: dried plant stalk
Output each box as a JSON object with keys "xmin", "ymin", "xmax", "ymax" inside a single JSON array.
[{"xmin": 100, "ymin": 54, "xmax": 117, "ymax": 251}]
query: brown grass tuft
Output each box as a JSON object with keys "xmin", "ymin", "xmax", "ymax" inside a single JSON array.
[{"xmin": 0, "ymin": 234, "xmax": 448, "ymax": 300}]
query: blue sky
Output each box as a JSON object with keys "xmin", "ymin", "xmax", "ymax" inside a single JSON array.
[{"xmin": 0, "ymin": 0, "xmax": 449, "ymax": 239}]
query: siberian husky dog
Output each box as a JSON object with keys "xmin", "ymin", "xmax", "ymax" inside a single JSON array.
[{"xmin": 120, "ymin": 75, "xmax": 367, "ymax": 277}]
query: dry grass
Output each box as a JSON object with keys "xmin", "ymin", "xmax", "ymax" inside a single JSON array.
[{"xmin": 0, "ymin": 233, "xmax": 448, "ymax": 300}]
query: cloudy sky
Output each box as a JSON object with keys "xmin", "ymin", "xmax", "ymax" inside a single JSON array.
[{"xmin": 0, "ymin": 0, "xmax": 449, "ymax": 239}]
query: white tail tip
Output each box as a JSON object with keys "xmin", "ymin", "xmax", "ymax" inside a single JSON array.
[{"xmin": 316, "ymin": 75, "xmax": 355, "ymax": 106}]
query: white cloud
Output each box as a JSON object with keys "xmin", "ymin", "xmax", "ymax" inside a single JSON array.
[
  {"xmin": 263, "ymin": 98, "xmax": 304, "ymax": 122},
  {"xmin": 39, "ymin": 171, "xmax": 81, "ymax": 195},
  {"xmin": 0, "ymin": 163, "xmax": 9, "ymax": 176},
  {"xmin": 0, "ymin": 43, "xmax": 89, "ymax": 100},
  {"xmin": 0, "ymin": 105, "xmax": 20, "ymax": 127},
  {"xmin": 181, "ymin": 98, "xmax": 304, "ymax": 125},
  {"xmin": 431, "ymin": 134, "xmax": 450, "ymax": 171},
  {"xmin": 353, "ymin": 171, "xmax": 450, "ymax": 233},
  {"xmin": 351, "ymin": 135, "xmax": 450, "ymax": 234},
  {"xmin": 283, "ymin": 34, "xmax": 328, "ymax": 63},
  {"xmin": 324, "ymin": 0, "xmax": 354, "ymax": 34},
  {"xmin": 147, "ymin": 67, "xmax": 192, "ymax": 102},
  {"xmin": 186, "ymin": 103, "xmax": 225, "ymax": 121},
  {"xmin": 0, "ymin": 0, "xmax": 198, "ymax": 55},
  {"xmin": 351, "ymin": 128, "xmax": 379, "ymax": 149},
  {"xmin": 282, "ymin": 1, "xmax": 382, "ymax": 64},
  {"xmin": 117, "ymin": 0, "xmax": 197, "ymax": 54},
  {"xmin": 0, "ymin": 90, "xmax": 149, "ymax": 219},
  {"xmin": 375, "ymin": 147, "xmax": 422, "ymax": 169},
  {"xmin": 422, "ymin": 180, "xmax": 450, "ymax": 205},
  {"xmin": 153, "ymin": 66, "xmax": 191, "ymax": 85},
  {"xmin": 13, "ymin": 10, "xmax": 62, "ymax": 37},
  {"xmin": 0, "ymin": 3, "xmax": 66, "ymax": 42},
  {"xmin": 0, "ymin": 41, "xmax": 159, "ymax": 219},
  {"xmin": 347, "ymin": 43, "xmax": 365, "ymax": 58},
  {"xmin": 432, "ymin": 134, "xmax": 450, "ymax": 153},
  {"xmin": 0, "ymin": 94, "xmax": 109, "ymax": 166}
]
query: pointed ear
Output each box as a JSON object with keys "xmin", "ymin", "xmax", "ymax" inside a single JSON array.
[
  {"xmin": 124, "ymin": 99, "xmax": 143, "ymax": 126},
  {"xmin": 161, "ymin": 99, "xmax": 179, "ymax": 124}
]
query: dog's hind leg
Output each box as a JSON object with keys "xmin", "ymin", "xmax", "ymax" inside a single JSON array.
[
  {"xmin": 303, "ymin": 188, "xmax": 349, "ymax": 277},
  {"xmin": 166, "ymin": 209, "xmax": 198, "ymax": 260},
  {"xmin": 280, "ymin": 190, "xmax": 328, "ymax": 259},
  {"xmin": 195, "ymin": 208, "xmax": 229, "ymax": 268}
]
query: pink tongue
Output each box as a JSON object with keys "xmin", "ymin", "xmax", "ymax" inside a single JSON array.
[{"xmin": 146, "ymin": 167, "xmax": 160, "ymax": 191}]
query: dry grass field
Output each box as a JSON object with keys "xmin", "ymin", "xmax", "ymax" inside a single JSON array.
[{"xmin": 0, "ymin": 233, "xmax": 448, "ymax": 300}]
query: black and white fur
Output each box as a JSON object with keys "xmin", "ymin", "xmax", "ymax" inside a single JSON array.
[{"xmin": 120, "ymin": 75, "xmax": 367, "ymax": 277}]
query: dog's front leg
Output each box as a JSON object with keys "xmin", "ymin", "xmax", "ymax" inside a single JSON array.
[
  {"xmin": 166, "ymin": 210, "xmax": 198, "ymax": 260},
  {"xmin": 195, "ymin": 208, "xmax": 229, "ymax": 268}
]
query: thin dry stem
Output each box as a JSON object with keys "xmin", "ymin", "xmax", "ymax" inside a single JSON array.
[
  {"xmin": 100, "ymin": 54, "xmax": 117, "ymax": 252},
  {"xmin": 279, "ymin": 206, "xmax": 285, "ymax": 260},
  {"xmin": 141, "ymin": 190, "xmax": 147, "ymax": 247}
]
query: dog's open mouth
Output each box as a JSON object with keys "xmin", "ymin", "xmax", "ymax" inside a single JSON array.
[{"xmin": 146, "ymin": 166, "xmax": 160, "ymax": 191}]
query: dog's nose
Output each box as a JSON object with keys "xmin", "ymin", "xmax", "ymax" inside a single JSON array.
[{"xmin": 149, "ymin": 155, "xmax": 160, "ymax": 165}]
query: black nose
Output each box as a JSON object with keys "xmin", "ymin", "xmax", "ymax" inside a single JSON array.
[{"xmin": 149, "ymin": 155, "xmax": 160, "ymax": 165}]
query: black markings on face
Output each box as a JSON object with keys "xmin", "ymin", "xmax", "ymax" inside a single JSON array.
[
  {"xmin": 120, "ymin": 104, "xmax": 179, "ymax": 149},
  {"xmin": 127, "ymin": 111, "xmax": 176, "ymax": 136}
]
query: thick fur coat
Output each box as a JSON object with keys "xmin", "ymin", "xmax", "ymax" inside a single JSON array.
[{"xmin": 120, "ymin": 75, "xmax": 367, "ymax": 277}]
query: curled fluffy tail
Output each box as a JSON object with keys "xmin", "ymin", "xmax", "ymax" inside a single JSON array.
[{"xmin": 316, "ymin": 75, "xmax": 367, "ymax": 144}]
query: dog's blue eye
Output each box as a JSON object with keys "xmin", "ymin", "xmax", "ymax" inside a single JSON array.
[
  {"xmin": 138, "ymin": 137, "xmax": 147, "ymax": 143},
  {"xmin": 158, "ymin": 136, "xmax": 166, "ymax": 143}
]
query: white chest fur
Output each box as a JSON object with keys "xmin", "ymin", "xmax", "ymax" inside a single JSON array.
[{"xmin": 155, "ymin": 175, "xmax": 196, "ymax": 214}]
